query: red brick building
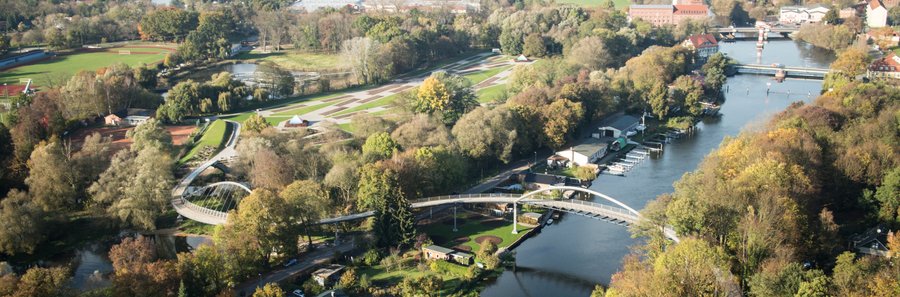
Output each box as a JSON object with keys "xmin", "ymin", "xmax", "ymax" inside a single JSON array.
[{"xmin": 628, "ymin": 2, "xmax": 711, "ymax": 26}]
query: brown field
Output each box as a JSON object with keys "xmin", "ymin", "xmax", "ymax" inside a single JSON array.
[{"xmin": 68, "ymin": 125, "xmax": 196, "ymax": 153}]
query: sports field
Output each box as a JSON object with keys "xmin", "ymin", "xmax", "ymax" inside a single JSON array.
[{"xmin": 0, "ymin": 46, "xmax": 173, "ymax": 86}]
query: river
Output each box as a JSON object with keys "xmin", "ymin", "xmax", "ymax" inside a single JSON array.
[{"xmin": 479, "ymin": 39, "xmax": 836, "ymax": 297}]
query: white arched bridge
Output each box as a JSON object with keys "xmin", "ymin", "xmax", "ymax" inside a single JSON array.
[{"xmin": 171, "ymin": 121, "xmax": 678, "ymax": 241}]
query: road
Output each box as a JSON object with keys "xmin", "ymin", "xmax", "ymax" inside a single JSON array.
[
  {"xmin": 463, "ymin": 150, "xmax": 552, "ymax": 194},
  {"xmin": 234, "ymin": 241, "xmax": 356, "ymax": 296}
]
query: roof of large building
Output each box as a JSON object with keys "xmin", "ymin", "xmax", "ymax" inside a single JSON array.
[
  {"xmin": 673, "ymin": 4, "xmax": 708, "ymax": 15},
  {"xmin": 686, "ymin": 34, "xmax": 718, "ymax": 48},
  {"xmin": 599, "ymin": 114, "xmax": 641, "ymax": 132},
  {"xmin": 313, "ymin": 264, "xmax": 345, "ymax": 278},
  {"xmin": 870, "ymin": 52, "xmax": 900, "ymax": 72},
  {"xmin": 629, "ymin": 4, "xmax": 674, "ymax": 10},
  {"xmin": 870, "ymin": 0, "xmax": 885, "ymax": 10},
  {"xmin": 423, "ymin": 245, "xmax": 455, "ymax": 254},
  {"xmin": 561, "ymin": 137, "xmax": 609, "ymax": 159}
]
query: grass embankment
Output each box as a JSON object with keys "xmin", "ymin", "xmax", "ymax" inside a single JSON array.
[
  {"xmin": 0, "ymin": 46, "xmax": 171, "ymax": 85},
  {"xmin": 236, "ymin": 51, "xmax": 346, "ymax": 71},
  {"xmin": 476, "ymin": 84, "xmax": 507, "ymax": 103},
  {"xmin": 420, "ymin": 212, "xmax": 531, "ymax": 251},
  {"xmin": 179, "ymin": 120, "xmax": 228, "ymax": 163}
]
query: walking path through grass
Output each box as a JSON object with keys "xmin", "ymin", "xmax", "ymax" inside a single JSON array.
[{"xmin": 180, "ymin": 120, "xmax": 228, "ymax": 163}]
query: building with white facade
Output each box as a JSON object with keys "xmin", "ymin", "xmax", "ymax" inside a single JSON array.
[
  {"xmin": 867, "ymin": 0, "xmax": 890, "ymax": 28},
  {"xmin": 290, "ymin": 0, "xmax": 361, "ymax": 12},
  {"xmin": 867, "ymin": 52, "xmax": 900, "ymax": 79},
  {"xmin": 682, "ymin": 34, "xmax": 719, "ymax": 62},
  {"xmin": 779, "ymin": 5, "xmax": 830, "ymax": 24}
]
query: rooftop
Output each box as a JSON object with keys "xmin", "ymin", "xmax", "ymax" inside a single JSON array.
[
  {"xmin": 423, "ymin": 245, "xmax": 455, "ymax": 254},
  {"xmin": 870, "ymin": 52, "xmax": 900, "ymax": 71},
  {"xmin": 599, "ymin": 114, "xmax": 641, "ymax": 132},
  {"xmin": 566, "ymin": 137, "xmax": 610, "ymax": 158},
  {"xmin": 686, "ymin": 34, "xmax": 718, "ymax": 48},
  {"xmin": 313, "ymin": 264, "xmax": 345, "ymax": 277}
]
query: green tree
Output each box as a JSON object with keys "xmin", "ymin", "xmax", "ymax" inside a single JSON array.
[
  {"xmin": 157, "ymin": 80, "xmax": 201, "ymax": 123},
  {"xmin": 361, "ymin": 132, "xmax": 399, "ymax": 162},
  {"xmin": 357, "ymin": 164, "xmax": 415, "ymax": 248},
  {"xmin": 875, "ymin": 168, "xmax": 900, "ymax": 225},
  {"xmin": 127, "ymin": 118, "xmax": 173, "ymax": 153},
  {"xmin": 590, "ymin": 284, "xmax": 606, "ymax": 297},
  {"xmin": 25, "ymin": 139, "xmax": 77, "ymax": 211},
  {"xmin": 499, "ymin": 30, "xmax": 523, "ymax": 55},
  {"xmin": 280, "ymin": 180, "xmax": 329, "ymax": 247},
  {"xmin": 542, "ymin": 99, "xmax": 584, "ymax": 149},
  {"xmin": 451, "ymin": 106, "xmax": 520, "ymax": 163},
  {"xmin": 671, "ymin": 76, "xmax": 704, "ymax": 118},
  {"xmin": 414, "ymin": 72, "xmax": 478, "ymax": 124},
  {"xmin": 89, "ymin": 146, "xmax": 174, "ymax": 230},
  {"xmin": 574, "ymin": 166, "xmax": 597, "ymax": 181},
  {"xmin": 139, "ymin": 9, "xmax": 199, "ymax": 42},
  {"xmin": 257, "ymin": 61, "xmax": 295, "ymax": 98},
  {"xmin": 12, "ymin": 266, "xmax": 71, "ymax": 297},
  {"xmin": 0, "ymin": 190, "xmax": 45, "ymax": 255},
  {"xmin": 243, "ymin": 114, "xmax": 271, "ymax": 134},
  {"xmin": 252, "ymin": 283, "xmax": 284, "ymax": 297},
  {"xmin": 523, "ymin": 33, "xmax": 547, "ymax": 57},
  {"xmin": 823, "ymin": 7, "xmax": 839, "ymax": 24}
]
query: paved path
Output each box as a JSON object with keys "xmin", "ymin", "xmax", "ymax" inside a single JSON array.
[
  {"xmin": 171, "ymin": 120, "xmax": 242, "ymax": 225},
  {"xmin": 234, "ymin": 241, "xmax": 356, "ymax": 296},
  {"xmin": 259, "ymin": 53, "xmax": 521, "ymax": 125}
]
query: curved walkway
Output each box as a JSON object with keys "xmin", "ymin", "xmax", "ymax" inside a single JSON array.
[{"xmin": 171, "ymin": 120, "xmax": 243, "ymax": 225}]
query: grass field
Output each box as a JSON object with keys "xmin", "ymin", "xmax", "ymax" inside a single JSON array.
[
  {"xmin": 556, "ymin": 0, "xmax": 630, "ymax": 8},
  {"xmin": 236, "ymin": 50, "xmax": 346, "ymax": 71},
  {"xmin": 0, "ymin": 47, "xmax": 171, "ymax": 86},
  {"xmin": 464, "ymin": 66, "xmax": 512, "ymax": 85},
  {"xmin": 271, "ymin": 94, "xmax": 344, "ymax": 116},
  {"xmin": 421, "ymin": 212, "xmax": 531, "ymax": 251},
  {"xmin": 358, "ymin": 259, "xmax": 466, "ymax": 295},
  {"xmin": 331, "ymin": 92, "xmax": 401, "ymax": 117},
  {"xmin": 476, "ymin": 84, "xmax": 508, "ymax": 103},
  {"xmin": 180, "ymin": 120, "xmax": 228, "ymax": 163}
]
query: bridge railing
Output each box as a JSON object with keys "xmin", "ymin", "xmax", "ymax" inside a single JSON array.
[
  {"xmin": 534, "ymin": 199, "xmax": 638, "ymax": 220},
  {"xmin": 409, "ymin": 193, "xmax": 520, "ymax": 204}
]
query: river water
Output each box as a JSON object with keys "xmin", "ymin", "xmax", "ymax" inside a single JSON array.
[{"xmin": 479, "ymin": 39, "xmax": 835, "ymax": 297}]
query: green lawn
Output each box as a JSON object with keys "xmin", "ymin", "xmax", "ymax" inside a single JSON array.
[
  {"xmin": 271, "ymin": 95, "xmax": 344, "ymax": 116},
  {"xmin": 180, "ymin": 120, "xmax": 228, "ymax": 163},
  {"xmin": 421, "ymin": 213, "xmax": 531, "ymax": 251},
  {"xmin": 476, "ymin": 84, "xmax": 508, "ymax": 103},
  {"xmin": 0, "ymin": 47, "xmax": 170, "ymax": 86},
  {"xmin": 463, "ymin": 65, "xmax": 512, "ymax": 85},
  {"xmin": 236, "ymin": 50, "xmax": 345, "ymax": 71},
  {"xmin": 556, "ymin": 0, "xmax": 630, "ymax": 8},
  {"xmin": 358, "ymin": 260, "xmax": 465, "ymax": 295},
  {"xmin": 331, "ymin": 93, "xmax": 401, "ymax": 117}
]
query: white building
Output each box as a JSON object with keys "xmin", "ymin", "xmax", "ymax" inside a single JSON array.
[
  {"xmin": 554, "ymin": 138, "xmax": 609, "ymax": 167},
  {"xmin": 867, "ymin": 0, "xmax": 889, "ymax": 28},
  {"xmin": 779, "ymin": 5, "xmax": 830, "ymax": 24},
  {"xmin": 291, "ymin": 0, "xmax": 361, "ymax": 12},
  {"xmin": 682, "ymin": 34, "xmax": 719, "ymax": 62}
]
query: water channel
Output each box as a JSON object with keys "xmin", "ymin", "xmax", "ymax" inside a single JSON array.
[{"xmin": 479, "ymin": 39, "xmax": 836, "ymax": 297}]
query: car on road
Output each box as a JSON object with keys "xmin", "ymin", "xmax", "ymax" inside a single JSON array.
[
  {"xmin": 292, "ymin": 289, "xmax": 305, "ymax": 297},
  {"xmin": 283, "ymin": 258, "xmax": 298, "ymax": 267}
]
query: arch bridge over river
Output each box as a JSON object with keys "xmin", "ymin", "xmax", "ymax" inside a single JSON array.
[{"xmin": 170, "ymin": 120, "xmax": 678, "ymax": 242}]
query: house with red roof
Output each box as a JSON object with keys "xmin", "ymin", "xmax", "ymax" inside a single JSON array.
[
  {"xmin": 867, "ymin": 52, "xmax": 900, "ymax": 79},
  {"xmin": 682, "ymin": 34, "xmax": 719, "ymax": 62},
  {"xmin": 628, "ymin": 0, "xmax": 711, "ymax": 27}
]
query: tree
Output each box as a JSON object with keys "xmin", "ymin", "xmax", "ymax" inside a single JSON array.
[
  {"xmin": 569, "ymin": 36, "xmax": 610, "ymax": 70},
  {"xmin": 249, "ymin": 148, "xmax": 292, "ymax": 190},
  {"xmin": 176, "ymin": 245, "xmax": 234, "ymax": 297},
  {"xmin": 452, "ymin": 106, "xmax": 520, "ymax": 163},
  {"xmin": 89, "ymin": 146, "xmax": 174, "ymax": 230},
  {"xmin": 390, "ymin": 114, "xmax": 453, "ymax": 149},
  {"xmin": 399, "ymin": 274, "xmax": 443, "ymax": 297},
  {"xmin": 157, "ymin": 80, "xmax": 200, "ymax": 123},
  {"xmin": 823, "ymin": 7, "xmax": 840, "ymax": 25},
  {"xmin": 357, "ymin": 164, "xmax": 415, "ymax": 248},
  {"xmin": 574, "ymin": 166, "xmax": 597, "ymax": 181},
  {"xmin": 252, "ymin": 283, "xmax": 285, "ymax": 297},
  {"xmin": 243, "ymin": 114, "xmax": 272, "ymax": 134},
  {"xmin": 0, "ymin": 190, "xmax": 45, "ymax": 255},
  {"xmin": 280, "ymin": 180, "xmax": 329, "ymax": 247},
  {"xmin": 414, "ymin": 72, "xmax": 478, "ymax": 124},
  {"xmin": 362, "ymin": 132, "xmax": 399, "ymax": 162},
  {"xmin": 337, "ymin": 267, "xmax": 358, "ymax": 291},
  {"xmin": 25, "ymin": 139, "xmax": 76, "ymax": 211},
  {"xmin": 523, "ymin": 33, "xmax": 547, "ymax": 57},
  {"xmin": 542, "ymin": 99, "xmax": 584, "ymax": 149},
  {"xmin": 671, "ymin": 75, "xmax": 704, "ymax": 117},
  {"xmin": 139, "ymin": 9, "xmax": 199, "ymax": 42},
  {"xmin": 12, "ymin": 266, "xmax": 71, "ymax": 297},
  {"xmin": 109, "ymin": 237, "xmax": 179, "ymax": 297},
  {"xmin": 831, "ymin": 46, "xmax": 871, "ymax": 76},
  {"xmin": 127, "ymin": 118, "xmax": 173, "ymax": 153},
  {"xmin": 342, "ymin": 37, "xmax": 382, "ymax": 85},
  {"xmin": 499, "ymin": 29, "xmax": 523, "ymax": 55},
  {"xmin": 890, "ymin": 6, "xmax": 900, "ymax": 25},
  {"xmin": 257, "ymin": 62, "xmax": 295, "ymax": 98},
  {"xmin": 590, "ymin": 284, "xmax": 606, "ymax": 297},
  {"xmin": 875, "ymin": 168, "xmax": 900, "ymax": 224}
]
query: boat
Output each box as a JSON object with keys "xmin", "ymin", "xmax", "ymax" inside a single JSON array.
[{"xmin": 546, "ymin": 218, "xmax": 554, "ymax": 225}]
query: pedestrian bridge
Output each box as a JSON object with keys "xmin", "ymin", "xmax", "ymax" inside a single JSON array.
[
  {"xmin": 731, "ymin": 64, "xmax": 829, "ymax": 79},
  {"xmin": 171, "ymin": 120, "xmax": 242, "ymax": 225}
]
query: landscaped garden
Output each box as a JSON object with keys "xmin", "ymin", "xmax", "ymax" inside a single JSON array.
[
  {"xmin": 180, "ymin": 120, "xmax": 229, "ymax": 163},
  {"xmin": 0, "ymin": 45, "xmax": 173, "ymax": 85},
  {"xmin": 420, "ymin": 211, "xmax": 531, "ymax": 252},
  {"xmin": 476, "ymin": 84, "xmax": 508, "ymax": 103}
]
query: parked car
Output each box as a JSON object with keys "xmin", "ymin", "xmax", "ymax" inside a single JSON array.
[
  {"xmin": 283, "ymin": 258, "xmax": 298, "ymax": 267},
  {"xmin": 292, "ymin": 289, "xmax": 305, "ymax": 297}
]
